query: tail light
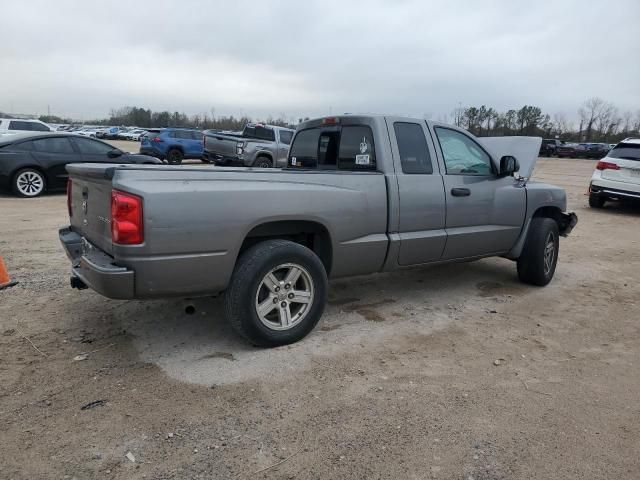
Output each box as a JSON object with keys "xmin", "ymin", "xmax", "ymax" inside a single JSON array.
[
  {"xmin": 236, "ymin": 141, "xmax": 245, "ymax": 155},
  {"xmin": 322, "ymin": 117, "xmax": 340, "ymax": 125},
  {"xmin": 151, "ymin": 136, "xmax": 162, "ymax": 143},
  {"xmin": 67, "ymin": 179, "xmax": 73, "ymax": 217},
  {"xmin": 596, "ymin": 161, "xmax": 620, "ymax": 171},
  {"xmin": 111, "ymin": 190, "xmax": 143, "ymax": 245}
]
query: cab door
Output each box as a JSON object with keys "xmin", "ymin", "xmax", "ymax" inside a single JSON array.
[
  {"xmin": 430, "ymin": 125, "xmax": 526, "ymax": 259},
  {"xmin": 387, "ymin": 118, "xmax": 447, "ymax": 265}
]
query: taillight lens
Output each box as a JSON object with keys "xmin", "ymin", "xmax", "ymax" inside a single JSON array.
[
  {"xmin": 151, "ymin": 136, "xmax": 162, "ymax": 143},
  {"xmin": 111, "ymin": 190, "xmax": 143, "ymax": 245},
  {"xmin": 596, "ymin": 160, "xmax": 620, "ymax": 171},
  {"xmin": 67, "ymin": 179, "xmax": 73, "ymax": 217}
]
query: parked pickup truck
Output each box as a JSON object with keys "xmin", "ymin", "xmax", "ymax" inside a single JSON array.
[
  {"xmin": 60, "ymin": 115, "xmax": 577, "ymax": 347},
  {"xmin": 202, "ymin": 123, "xmax": 294, "ymax": 168}
]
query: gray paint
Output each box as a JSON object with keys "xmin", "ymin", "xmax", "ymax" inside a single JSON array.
[{"xmin": 61, "ymin": 115, "xmax": 575, "ymax": 300}]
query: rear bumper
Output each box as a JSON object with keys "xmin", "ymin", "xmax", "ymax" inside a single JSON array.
[
  {"xmin": 590, "ymin": 174, "xmax": 640, "ymax": 198},
  {"xmin": 203, "ymin": 151, "xmax": 249, "ymax": 167},
  {"xmin": 59, "ymin": 227, "xmax": 135, "ymax": 300}
]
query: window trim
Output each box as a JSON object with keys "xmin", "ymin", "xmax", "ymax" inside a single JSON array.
[{"xmin": 433, "ymin": 126, "xmax": 496, "ymax": 176}]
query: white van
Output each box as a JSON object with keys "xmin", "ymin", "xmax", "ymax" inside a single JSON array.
[{"xmin": 0, "ymin": 118, "xmax": 53, "ymax": 133}]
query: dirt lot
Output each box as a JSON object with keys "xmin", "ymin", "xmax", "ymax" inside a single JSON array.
[{"xmin": 1, "ymin": 158, "xmax": 639, "ymax": 479}]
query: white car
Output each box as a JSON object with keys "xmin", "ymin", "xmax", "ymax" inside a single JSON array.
[
  {"xmin": 0, "ymin": 118, "xmax": 53, "ymax": 133},
  {"xmin": 73, "ymin": 128, "xmax": 98, "ymax": 138},
  {"xmin": 121, "ymin": 129, "xmax": 147, "ymax": 141},
  {"xmin": 589, "ymin": 138, "xmax": 640, "ymax": 208}
]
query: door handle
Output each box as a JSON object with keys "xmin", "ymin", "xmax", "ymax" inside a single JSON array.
[{"xmin": 451, "ymin": 187, "xmax": 471, "ymax": 197}]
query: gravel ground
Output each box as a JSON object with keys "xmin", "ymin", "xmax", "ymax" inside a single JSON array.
[{"xmin": 1, "ymin": 158, "xmax": 639, "ymax": 479}]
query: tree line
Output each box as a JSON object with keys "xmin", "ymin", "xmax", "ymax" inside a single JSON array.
[
  {"xmin": 36, "ymin": 97, "xmax": 639, "ymax": 142},
  {"xmin": 450, "ymin": 97, "xmax": 640, "ymax": 143}
]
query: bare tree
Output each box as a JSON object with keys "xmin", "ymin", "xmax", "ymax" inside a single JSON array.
[{"xmin": 579, "ymin": 97, "xmax": 607, "ymax": 141}]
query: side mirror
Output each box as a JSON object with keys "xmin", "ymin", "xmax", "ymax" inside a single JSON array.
[
  {"xmin": 499, "ymin": 155, "xmax": 519, "ymax": 176},
  {"xmin": 107, "ymin": 149, "xmax": 123, "ymax": 158}
]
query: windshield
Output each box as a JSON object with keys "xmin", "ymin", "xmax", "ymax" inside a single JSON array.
[{"xmin": 608, "ymin": 143, "xmax": 640, "ymax": 161}]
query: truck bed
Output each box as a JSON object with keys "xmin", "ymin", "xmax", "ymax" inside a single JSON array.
[{"xmin": 65, "ymin": 163, "xmax": 390, "ymax": 298}]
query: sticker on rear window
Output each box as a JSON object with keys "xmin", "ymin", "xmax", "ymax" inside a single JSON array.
[
  {"xmin": 355, "ymin": 154, "xmax": 370, "ymax": 165},
  {"xmin": 359, "ymin": 137, "xmax": 369, "ymax": 154},
  {"xmin": 291, "ymin": 156, "xmax": 297, "ymax": 166}
]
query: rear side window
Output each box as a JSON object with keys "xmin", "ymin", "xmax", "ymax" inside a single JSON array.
[
  {"xmin": 9, "ymin": 120, "xmax": 32, "ymax": 131},
  {"xmin": 32, "ymin": 137, "xmax": 75, "ymax": 154},
  {"xmin": 73, "ymin": 137, "xmax": 114, "ymax": 155},
  {"xmin": 189, "ymin": 131, "xmax": 202, "ymax": 140},
  {"xmin": 279, "ymin": 130, "xmax": 293, "ymax": 145},
  {"xmin": 288, "ymin": 125, "xmax": 376, "ymax": 171},
  {"xmin": 608, "ymin": 142, "xmax": 640, "ymax": 161},
  {"xmin": 394, "ymin": 122, "xmax": 432, "ymax": 174}
]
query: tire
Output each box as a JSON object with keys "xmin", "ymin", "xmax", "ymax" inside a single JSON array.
[
  {"xmin": 517, "ymin": 217, "xmax": 560, "ymax": 286},
  {"xmin": 166, "ymin": 149, "xmax": 184, "ymax": 165},
  {"xmin": 589, "ymin": 194, "xmax": 606, "ymax": 208},
  {"xmin": 224, "ymin": 239, "xmax": 328, "ymax": 347},
  {"xmin": 12, "ymin": 168, "xmax": 46, "ymax": 197},
  {"xmin": 253, "ymin": 156, "xmax": 273, "ymax": 168}
]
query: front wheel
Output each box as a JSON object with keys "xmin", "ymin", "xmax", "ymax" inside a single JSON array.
[
  {"xmin": 224, "ymin": 240, "xmax": 328, "ymax": 347},
  {"xmin": 517, "ymin": 217, "xmax": 559, "ymax": 286},
  {"xmin": 12, "ymin": 168, "xmax": 46, "ymax": 197}
]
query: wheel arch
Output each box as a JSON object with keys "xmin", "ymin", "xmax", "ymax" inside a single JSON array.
[
  {"xmin": 238, "ymin": 220, "xmax": 333, "ymax": 275},
  {"xmin": 253, "ymin": 152, "xmax": 273, "ymax": 164},
  {"xmin": 506, "ymin": 206, "xmax": 576, "ymax": 259}
]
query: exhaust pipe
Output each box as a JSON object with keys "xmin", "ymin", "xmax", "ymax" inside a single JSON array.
[{"xmin": 184, "ymin": 303, "xmax": 196, "ymax": 315}]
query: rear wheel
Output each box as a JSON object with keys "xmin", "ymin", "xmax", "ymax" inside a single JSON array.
[
  {"xmin": 224, "ymin": 240, "xmax": 328, "ymax": 347},
  {"xmin": 589, "ymin": 194, "xmax": 606, "ymax": 208},
  {"xmin": 517, "ymin": 217, "xmax": 559, "ymax": 286},
  {"xmin": 12, "ymin": 168, "xmax": 46, "ymax": 197},
  {"xmin": 253, "ymin": 156, "xmax": 273, "ymax": 168},
  {"xmin": 166, "ymin": 149, "xmax": 184, "ymax": 165}
]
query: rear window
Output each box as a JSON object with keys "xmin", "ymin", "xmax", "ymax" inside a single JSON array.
[
  {"xmin": 608, "ymin": 142, "xmax": 640, "ymax": 161},
  {"xmin": 244, "ymin": 125, "xmax": 276, "ymax": 142},
  {"xmin": 288, "ymin": 125, "xmax": 376, "ymax": 171}
]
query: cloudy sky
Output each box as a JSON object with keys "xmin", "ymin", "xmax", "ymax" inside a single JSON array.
[{"xmin": 2, "ymin": 0, "xmax": 639, "ymax": 122}]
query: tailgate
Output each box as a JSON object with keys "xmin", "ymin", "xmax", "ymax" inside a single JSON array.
[
  {"xmin": 68, "ymin": 166, "xmax": 114, "ymax": 255},
  {"xmin": 204, "ymin": 134, "xmax": 237, "ymax": 156},
  {"xmin": 601, "ymin": 159, "xmax": 640, "ymax": 185}
]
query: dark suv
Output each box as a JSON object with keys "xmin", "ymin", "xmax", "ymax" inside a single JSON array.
[
  {"xmin": 140, "ymin": 128, "xmax": 203, "ymax": 164},
  {"xmin": 539, "ymin": 139, "xmax": 564, "ymax": 157}
]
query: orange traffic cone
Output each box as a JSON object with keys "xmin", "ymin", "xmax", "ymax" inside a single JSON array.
[{"xmin": 0, "ymin": 256, "xmax": 18, "ymax": 290}]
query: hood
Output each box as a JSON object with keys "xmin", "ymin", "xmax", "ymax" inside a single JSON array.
[{"xmin": 478, "ymin": 136, "xmax": 542, "ymax": 179}]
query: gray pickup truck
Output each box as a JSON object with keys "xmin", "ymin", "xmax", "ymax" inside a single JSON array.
[
  {"xmin": 203, "ymin": 123, "xmax": 294, "ymax": 168},
  {"xmin": 60, "ymin": 115, "xmax": 577, "ymax": 346}
]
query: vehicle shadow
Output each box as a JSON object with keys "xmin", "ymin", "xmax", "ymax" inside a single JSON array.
[{"xmin": 115, "ymin": 257, "xmax": 527, "ymax": 386}]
